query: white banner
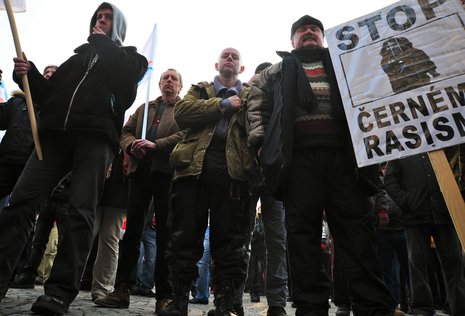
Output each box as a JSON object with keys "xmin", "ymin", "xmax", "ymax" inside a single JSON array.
[
  {"xmin": 0, "ymin": 0, "xmax": 26, "ymax": 12},
  {"xmin": 326, "ymin": 0, "xmax": 465, "ymax": 167}
]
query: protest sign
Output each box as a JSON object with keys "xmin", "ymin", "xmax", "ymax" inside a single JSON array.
[{"xmin": 327, "ymin": 0, "xmax": 465, "ymax": 167}]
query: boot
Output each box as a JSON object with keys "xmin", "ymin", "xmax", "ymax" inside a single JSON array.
[
  {"xmin": 158, "ymin": 282, "xmax": 190, "ymax": 316},
  {"xmin": 214, "ymin": 280, "xmax": 238, "ymax": 316},
  {"xmin": 94, "ymin": 284, "xmax": 131, "ymax": 308}
]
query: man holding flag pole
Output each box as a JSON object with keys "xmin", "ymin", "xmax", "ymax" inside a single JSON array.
[{"xmin": 0, "ymin": 3, "xmax": 147, "ymax": 316}]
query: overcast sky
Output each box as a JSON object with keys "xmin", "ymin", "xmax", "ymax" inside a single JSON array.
[{"xmin": 0, "ymin": 0, "xmax": 398, "ymax": 116}]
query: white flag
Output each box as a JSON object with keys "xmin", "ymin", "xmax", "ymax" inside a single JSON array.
[
  {"xmin": 0, "ymin": 0, "xmax": 26, "ymax": 12},
  {"xmin": 137, "ymin": 23, "xmax": 158, "ymax": 98},
  {"xmin": 125, "ymin": 23, "xmax": 158, "ymax": 128}
]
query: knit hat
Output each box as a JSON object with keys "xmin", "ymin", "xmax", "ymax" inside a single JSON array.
[{"xmin": 291, "ymin": 15, "xmax": 324, "ymax": 39}]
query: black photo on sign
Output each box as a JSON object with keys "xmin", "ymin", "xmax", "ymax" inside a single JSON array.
[{"xmin": 380, "ymin": 37, "xmax": 440, "ymax": 94}]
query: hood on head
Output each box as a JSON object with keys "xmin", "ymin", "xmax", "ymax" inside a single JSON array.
[{"xmin": 89, "ymin": 2, "xmax": 126, "ymax": 46}]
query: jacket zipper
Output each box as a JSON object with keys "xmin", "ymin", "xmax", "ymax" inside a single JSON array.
[{"xmin": 64, "ymin": 55, "xmax": 99, "ymax": 130}]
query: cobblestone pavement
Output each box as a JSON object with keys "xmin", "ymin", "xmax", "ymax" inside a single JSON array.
[
  {"xmin": 0, "ymin": 286, "xmax": 337, "ymax": 316},
  {"xmin": 0, "ymin": 286, "xmax": 451, "ymax": 316}
]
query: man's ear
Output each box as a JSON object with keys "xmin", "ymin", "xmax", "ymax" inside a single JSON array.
[
  {"xmin": 215, "ymin": 63, "xmax": 219, "ymax": 71},
  {"xmin": 239, "ymin": 65, "xmax": 245, "ymax": 74}
]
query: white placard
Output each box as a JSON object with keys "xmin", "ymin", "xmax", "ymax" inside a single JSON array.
[{"xmin": 326, "ymin": 0, "xmax": 465, "ymax": 167}]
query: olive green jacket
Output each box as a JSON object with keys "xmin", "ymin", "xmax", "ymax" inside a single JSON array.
[{"xmin": 170, "ymin": 82, "xmax": 255, "ymax": 182}]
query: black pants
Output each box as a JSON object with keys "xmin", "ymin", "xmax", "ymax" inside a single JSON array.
[
  {"xmin": 405, "ymin": 224, "xmax": 465, "ymax": 316},
  {"xmin": 115, "ymin": 169, "xmax": 172, "ymax": 300},
  {"xmin": 22, "ymin": 200, "xmax": 68, "ymax": 276},
  {"xmin": 284, "ymin": 149, "xmax": 393, "ymax": 316},
  {"xmin": 0, "ymin": 163, "xmax": 26, "ymax": 207},
  {"xmin": 166, "ymin": 165, "xmax": 250, "ymax": 289},
  {"xmin": 0, "ymin": 131, "xmax": 113, "ymax": 303}
]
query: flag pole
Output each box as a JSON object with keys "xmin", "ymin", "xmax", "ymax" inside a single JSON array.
[
  {"xmin": 141, "ymin": 71, "xmax": 152, "ymax": 140},
  {"xmin": 3, "ymin": 0, "xmax": 43, "ymax": 160}
]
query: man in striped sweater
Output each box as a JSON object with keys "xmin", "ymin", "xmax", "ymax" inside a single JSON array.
[{"xmin": 247, "ymin": 15, "xmax": 394, "ymax": 316}]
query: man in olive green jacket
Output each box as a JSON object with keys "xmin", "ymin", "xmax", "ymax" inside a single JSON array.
[{"xmin": 161, "ymin": 48, "xmax": 254, "ymax": 316}]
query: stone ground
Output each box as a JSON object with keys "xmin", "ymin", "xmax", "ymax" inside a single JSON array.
[
  {"xmin": 0, "ymin": 286, "xmax": 324, "ymax": 316},
  {"xmin": 0, "ymin": 286, "xmax": 450, "ymax": 315}
]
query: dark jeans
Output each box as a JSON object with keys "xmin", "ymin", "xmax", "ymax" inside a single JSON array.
[
  {"xmin": 250, "ymin": 191, "xmax": 288, "ymax": 307},
  {"xmin": 284, "ymin": 149, "xmax": 394, "ymax": 316},
  {"xmin": 166, "ymin": 167, "xmax": 250, "ymax": 288},
  {"xmin": 0, "ymin": 131, "xmax": 113, "ymax": 304},
  {"xmin": 405, "ymin": 224, "xmax": 465, "ymax": 316},
  {"xmin": 115, "ymin": 169, "xmax": 171, "ymax": 300},
  {"xmin": 376, "ymin": 229, "xmax": 410, "ymax": 308},
  {"xmin": 22, "ymin": 200, "xmax": 68, "ymax": 276},
  {"xmin": 0, "ymin": 163, "xmax": 26, "ymax": 208},
  {"xmin": 332, "ymin": 247, "xmax": 350, "ymax": 307}
]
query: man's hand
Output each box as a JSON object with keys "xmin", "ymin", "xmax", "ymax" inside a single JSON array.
[
  {"xmin": 13, "ymin": 52, "xmax": 30, "ymax": 77},
  {"xmin": 227, "ymin": 95, "xmax": 242, "ymax": 111},
  {"xmin": 92, "ymin": 26, "xmax": 107, "ymax": 35},
  {"xmin": 130, "ymin": 139, "xmax": 157, "ymax": 159}
]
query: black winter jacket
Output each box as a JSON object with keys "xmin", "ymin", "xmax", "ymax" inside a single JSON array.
[
  {"xmin": 0, "ymin": 94, "xmax": 37, "ymax": 165},
  {"xmin": 384, "ymin": 154, "xmax": 452, "ymax": 226},
  {"xmin": 14, "ymin": 34, "xmax": 147, "ymax": 149}
]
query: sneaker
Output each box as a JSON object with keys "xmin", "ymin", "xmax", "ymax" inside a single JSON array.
[
  {"xmin": 267, "ymin": 306, "xmax": 287, "ymax": 316},
  {"xmin": 336, "ymin": 304, "xmax": 351, "ymax": 316},
  {"xmin": 94, "ymin": 290, "xmax": 130, "ymax": 308},
  {"xmin": 189, "ymin": 298, "xmax": 209, "ymax": 304},
  {"xmin": 10, "ymin": 272, "xmax": 35, "ymax": 289},
  {"xmin": 31, "ymin": 294, "xmax": 69, "ymax": 315}
]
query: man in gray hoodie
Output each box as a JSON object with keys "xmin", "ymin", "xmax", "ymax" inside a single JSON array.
[{"xmin": 0, "ymin": 3, "xmax": 147, "ymax": 315}]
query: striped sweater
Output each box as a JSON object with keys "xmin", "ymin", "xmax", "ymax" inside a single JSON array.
[{"xmin": 293, "ymin": 55, "xmax": 345, "ymax": 150}]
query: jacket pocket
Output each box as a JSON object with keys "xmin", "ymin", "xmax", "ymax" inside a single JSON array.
[{"xmin": 169, "ymin": 138, "xmax": 198, "ymax": 169}]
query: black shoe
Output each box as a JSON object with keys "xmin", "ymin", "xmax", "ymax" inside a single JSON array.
[
  {"xmin": 189, "ymin": 298, "xmax": 209, "ymax": 304},
  {"xmin": 267, "ymin": 306, "xmax": 287, "ymax": 316},
  {"xmin": 207, "ymin": 304, "xmax": 242, "ymax": 316},
  {"xmin": 155, "ymin": 298, "xmax": 172, "ymax": 313},
  {"xmin": 31, "ymin": 294, "xmax": 69, "ymax": 315},
  {"xmin": 336, "ymin": 304, "xmax": 351, "ymax": 316},
  {"xmin": 11, "ymin": 272, "xmax": 35, "ymax": 289},
  {"xmin": 250, "ymin": 293, "xmax": 260, "ymax": 303},
  {"xmin": 157, "ymin": 299, "xmax": 187, "ymax": 316},
  {"xmin": 139, "ymin": 289, "xmax": 156, "ymax": 297},
  {"xmin": 0, "ymin": 287, "xmax": 7, "ymax": 302}
]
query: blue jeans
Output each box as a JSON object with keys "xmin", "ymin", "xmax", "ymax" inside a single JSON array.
[
  {"xmin": 193, "ymin": 226, "xmax": 211, "ymax": 301},
  {"xmin": 136, "ymin": 226, "xmax": 157, "ymax": 291},
  {"xmin": 376, "ymin": 229, "xmax": 410, "ymax": 307}
]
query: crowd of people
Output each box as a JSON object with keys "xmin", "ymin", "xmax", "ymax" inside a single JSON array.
[{"xmin": 0, "ymin": 2, "xmax": 464, "ymax": 316}]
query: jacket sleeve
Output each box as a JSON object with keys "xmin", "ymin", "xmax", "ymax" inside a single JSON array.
[
  {"xmin": 174, "ymin": 85, "xmax": 223, "ymax": 129},
  {"xmin": 88, "ymin": 34, "xmax": 148, "ymax": 111},
  {"xmin": 383, "ymin": 160, "xmax": 408, "ymax": 210},
  {"xmin": 120, "ymin": 106, "xmax": 141, "ymax": 152},
  {"xmin": 0, "ymin": 101, "xmax": 10, "ymax": 130},
  {"xmin": 155, "ymin": 129, "xmax": 187, "ymax": 153},
  {"xmin": 246, "ymin": 64, "xmax": 277, "ymax": 149}
]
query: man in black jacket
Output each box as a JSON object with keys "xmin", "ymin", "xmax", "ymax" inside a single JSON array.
[
  {"xmin": 0, "ymin": 64, "xmax": 57, "ymax": 213},
  {"xmin": 384, "ymin": 152, "xmax": 465, "ymax": 316},
  {"xmin": 247, "ymin": 15, "xmax": 394, "ymax": 316},
  {"xmin": 0, "ymin": 2, "xmax": 147, "ymax": 315}
]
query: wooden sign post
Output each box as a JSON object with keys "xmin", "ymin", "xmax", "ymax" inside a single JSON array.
[{"xmin": 428, "ymin": 149, "xmax": 465, "ymax": 250}]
